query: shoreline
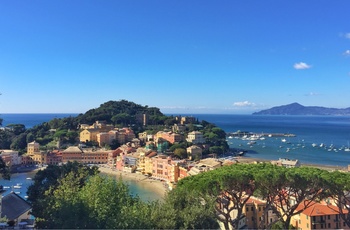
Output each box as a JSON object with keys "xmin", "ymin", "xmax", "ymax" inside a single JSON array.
[
  {"xmin": 235, "ymin": 156, "xmax": 348, "ymax": 171},
  {"xmin": 98, "ymin": 166, "xmax": 168, "ymax": 200}
]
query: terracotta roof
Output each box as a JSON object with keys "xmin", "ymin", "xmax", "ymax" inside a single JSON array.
[
  {"xmin": 246, "ymin": 196, "xmax": 266, "ymax": 205},
  {"xmin": 296, "ymin": 201, "xmax": 348, "ymax": 216},
  {"xmin": 62, "ymin": 146, "xmax": 83, "ymax": 153},
  {"xmin": 1, "ymin": 192, "xmax": 31, "ymax": 220}
]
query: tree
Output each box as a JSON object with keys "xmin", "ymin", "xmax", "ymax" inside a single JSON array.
[
  {"xmin": 253, "ymin": 163, "xmax": 287, "ymax": 229},
  {"xmin": 10, "ymin": 133, "xmax": 27, "ymax": 151},
  {"xmin": 324, "ymin": 170, "xmax": 350, "ymax": 227},
  {"xmin": 152, "ymin": 187, "xmax": 219, "ymax": 229},
  {"xmin": 269, "ymin": 166, "xmax": 329, "ymax": 229},
  {"xmin": 174, "ymin": 148, "xmax": 187, "ymax": 159},
  {"xmin": 0, "ymin": 156, "xmax": 10, "ymax": 180},
  {"xmin": 177, "ymin": 164, "xmax": 256, "ymax": 229},
  {"xmin": 27, "ymin": 161, "xmax": 99, "ymax": 228}
]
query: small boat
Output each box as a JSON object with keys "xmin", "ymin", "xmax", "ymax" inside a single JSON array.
[
  {"xmin": 312, "ymin": 143, "xmax": 317, "ymax": 147},
  {"xmin": 319, "ymin": 143, "xmax": 325, "ymax": 148},
  {"xmin": 24, "ymin": 196, "xmax": 29, "ymax": 199},
  {"xmin": 13, "ymin": 183, "xmax": 22, "ymax": 189},
  {"xmin": 15, "ymin": 191, "xmax": 21, "ymax": 194},
  {"xmin": 26, "ymin": 177, "xmax": 32, "ymax": 180},
  {"xmin": 3, "ymin": 186, "xmax": 10, "ymax": 189},
  {"xmin": 281, "ymin": 138, "xmax": 287, "ymax": 143}
]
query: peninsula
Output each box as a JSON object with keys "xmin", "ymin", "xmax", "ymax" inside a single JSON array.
[{"xmin": 253, "ymin": 102, "xmax": 350, "ymax": 115}]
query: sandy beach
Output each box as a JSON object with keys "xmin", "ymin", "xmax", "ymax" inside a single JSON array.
[{"xmin": 98, "ymin": 166, "xmax": 168, "ymax": 200}]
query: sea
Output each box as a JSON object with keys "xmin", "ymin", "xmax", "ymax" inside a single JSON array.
[{"xmin": 1, "ymin": 113, "xmax": 350, "ymax": 201}]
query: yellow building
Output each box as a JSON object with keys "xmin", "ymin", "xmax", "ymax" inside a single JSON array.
[
  {"xmin": 243, "ymin": 197, "xmax": 279, "ymax": 229},
  {"xmin": 80, "ymin": 129, "xmax": 100, "ymax": 143},
  {"xmin": 27, "ymin": 141, "xmax": 40, "ymax": 154}
]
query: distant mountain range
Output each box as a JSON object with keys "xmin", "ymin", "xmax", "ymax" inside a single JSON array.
[{"xmin": 252, "ymin": 103, "xmax": 350, "ymax": 115}]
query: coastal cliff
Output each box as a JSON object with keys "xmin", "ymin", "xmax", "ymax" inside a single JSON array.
[{"xmin": 253, "ymin": 103, "xmax": 350, "ymax": 115}]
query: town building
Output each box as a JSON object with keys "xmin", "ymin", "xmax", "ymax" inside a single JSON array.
[
  {"xmin": 80, "ymin": 129, "xmax": 100, "ymax": 143},
  {"xmin": 243, "ymin": 197, "xmax": 279, "ymax": 229},
  {"xmin": 271, "ymin": 158, "xmax": 300, "ymax": 168},
  {"xmin": 0, "ymin": 192, "xmax": 32, "ymax": 228},
  {"xmin": 186, "ymin": 131, "xmax": 205, "ymax": 144},
  {"xmin": 291, "ymin": 201, "xmax": 349, "ymax": 229},
  {"xmin": 62, "ymin": 146, "xmax": 84, "ymax": 163},
  {"xmin": 186, "ymin": 145, "xmax": 203, "ymax": 160},
  {"xmin": 0, "ymin": 150, "xmax": 21, "ymax": 166}
]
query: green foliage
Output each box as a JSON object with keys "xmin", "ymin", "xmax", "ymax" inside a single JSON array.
[
  {"xmin": 27, "ymin": 161, "xmax": 99, "ymax": 228},
  {"xmin": 10, "ymin": 133, "xmax": 27, "ymax": 151},
  {"xmin": 0, "ymin": 156, "xmax": 10, "ymax": 180},
  {"xmin": 77, "ymin": 100, "xmax": 163, "ymax": 125},
  {"xmin": 177, "ymin": 163, "xmax": 333, "ymax": 230},
  {"xmin": 153, "ymin": 188, "xmax": 219, "ymax": 229},
  {"xmin": 173, "ymin": 148, "xmax": 187, "ymax": 159},
  {"xmin": 6, "ymin": 124, "xmax": 26, "ymax": 135}
]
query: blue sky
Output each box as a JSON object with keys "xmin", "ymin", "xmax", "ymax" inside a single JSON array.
[{"xmin": 1, "ymin": 0, "xmax": 349, "ymax": 114}]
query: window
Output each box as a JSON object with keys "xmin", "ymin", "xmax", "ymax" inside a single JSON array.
[
  {"xmin": 251, "ymin": 207, "xmax": 254, "ymax": 211},
  {"xmin": 328, "ymin": 215, "xmax": 330, "ymax": 220},
  {"xmin": 246, "ymin": 207, "xmax": 249, "ymax": 212},
  {"xmin": 328, "ymin": 223, "xmax": 331, "ymax": 228}
]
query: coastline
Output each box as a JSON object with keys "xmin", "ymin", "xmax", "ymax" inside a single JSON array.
[
  {"xmin": 235, "ymin": 156, "xmax": 348, "ymax": 172},
  {"xmin": 98, "ymin": 166, "xmax": 168, "ymax": 200}
]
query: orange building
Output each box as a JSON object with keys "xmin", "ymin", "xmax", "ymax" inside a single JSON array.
[
  {"xmin": 292, "ymin": 201, "xmax": 349, "ymax": 230},
  {"xmin": 81, "ymin": 150, "xmax": 110, "ymax": 164},
  {"xmin": 62, "ymin": 146, "xmax": 84, "ymax": 163},
  {"xmin": 152, "ymin": 154, "xmax": 171, "ymax": 180}
]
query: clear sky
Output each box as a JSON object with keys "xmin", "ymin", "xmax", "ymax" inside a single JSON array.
[{"xmin": 1, "ymin": 0, "xmax": 349, "ymax": 114}]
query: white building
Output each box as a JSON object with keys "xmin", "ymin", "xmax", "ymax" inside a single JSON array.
[
  {"xmin": 186, "ymin": 131, "xmax": 205, "ymax": 144},
  {"xmin": 0, "ymin": 150, "xmax": 21, "ymax": 166}
]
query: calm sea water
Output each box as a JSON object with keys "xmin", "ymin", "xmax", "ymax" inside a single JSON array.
[
  {"xmin": 2, "ymin": 113, "xmax": 350, "ymax": 201},
  {"xmin": 192, "ymin": 114, "xmax": 350, "ymax": 167},
  {"xmin": 0, "ymin": 113, "xmax": 78, "ymax": 128}
]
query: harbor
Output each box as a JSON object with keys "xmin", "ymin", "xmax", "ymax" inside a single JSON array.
[{"xmin": 227, "ymin": 131, "xmax": 296, "ymax": 138}]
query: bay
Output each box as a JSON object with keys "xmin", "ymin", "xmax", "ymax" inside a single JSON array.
[
  {"xmin": 190, "ymin": 114, "xmax": 350, "ymax": 167},
  {"xmin": 2, "ymin": 113, "xmax": 350, "ymax": 201}
]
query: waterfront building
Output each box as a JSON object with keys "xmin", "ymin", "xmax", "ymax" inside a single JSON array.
[
  {"xmin": 46, "ymin": 150, "xmax": 62, "ymax": 165},
  {"xmin": 0, "ymin": 150, "xmax": 21, "ymax": 166},
  {"xmin": 271, "ymin": 158, "xmax": 300, "ymax": 168},
  {"xmin": 81, "ymin": 149, "xmax": 110, "ymax": 164},
  {"xmin": 152, "ymin": 154, "xmax": 171, "ymax": 180},
  {"xmin": 27, "ymin": 141, "xmax": 39, "ymax": 154},
  {"xmin": 62, "ymin": 146, "xmax": 83, "ymax": 163},
  {"xmin": 144, "ymin": 151, "xmax": 157, "ymax": 175},
  {"xmin": 187, "ymin": 158, "xmax": 222, "ymax": 176},
  {"xmin": 0, "ymin": 192, "xmax": 32, "ymax": 228}
]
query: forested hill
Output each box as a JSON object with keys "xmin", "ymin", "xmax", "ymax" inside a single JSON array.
[
  {"xmin": 75, "ymin": 100, "xmax": 164, "ymax": 125},
  {"xmin": 253, "ymin": 103, "xmax": 350, "ymax": 115}
]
